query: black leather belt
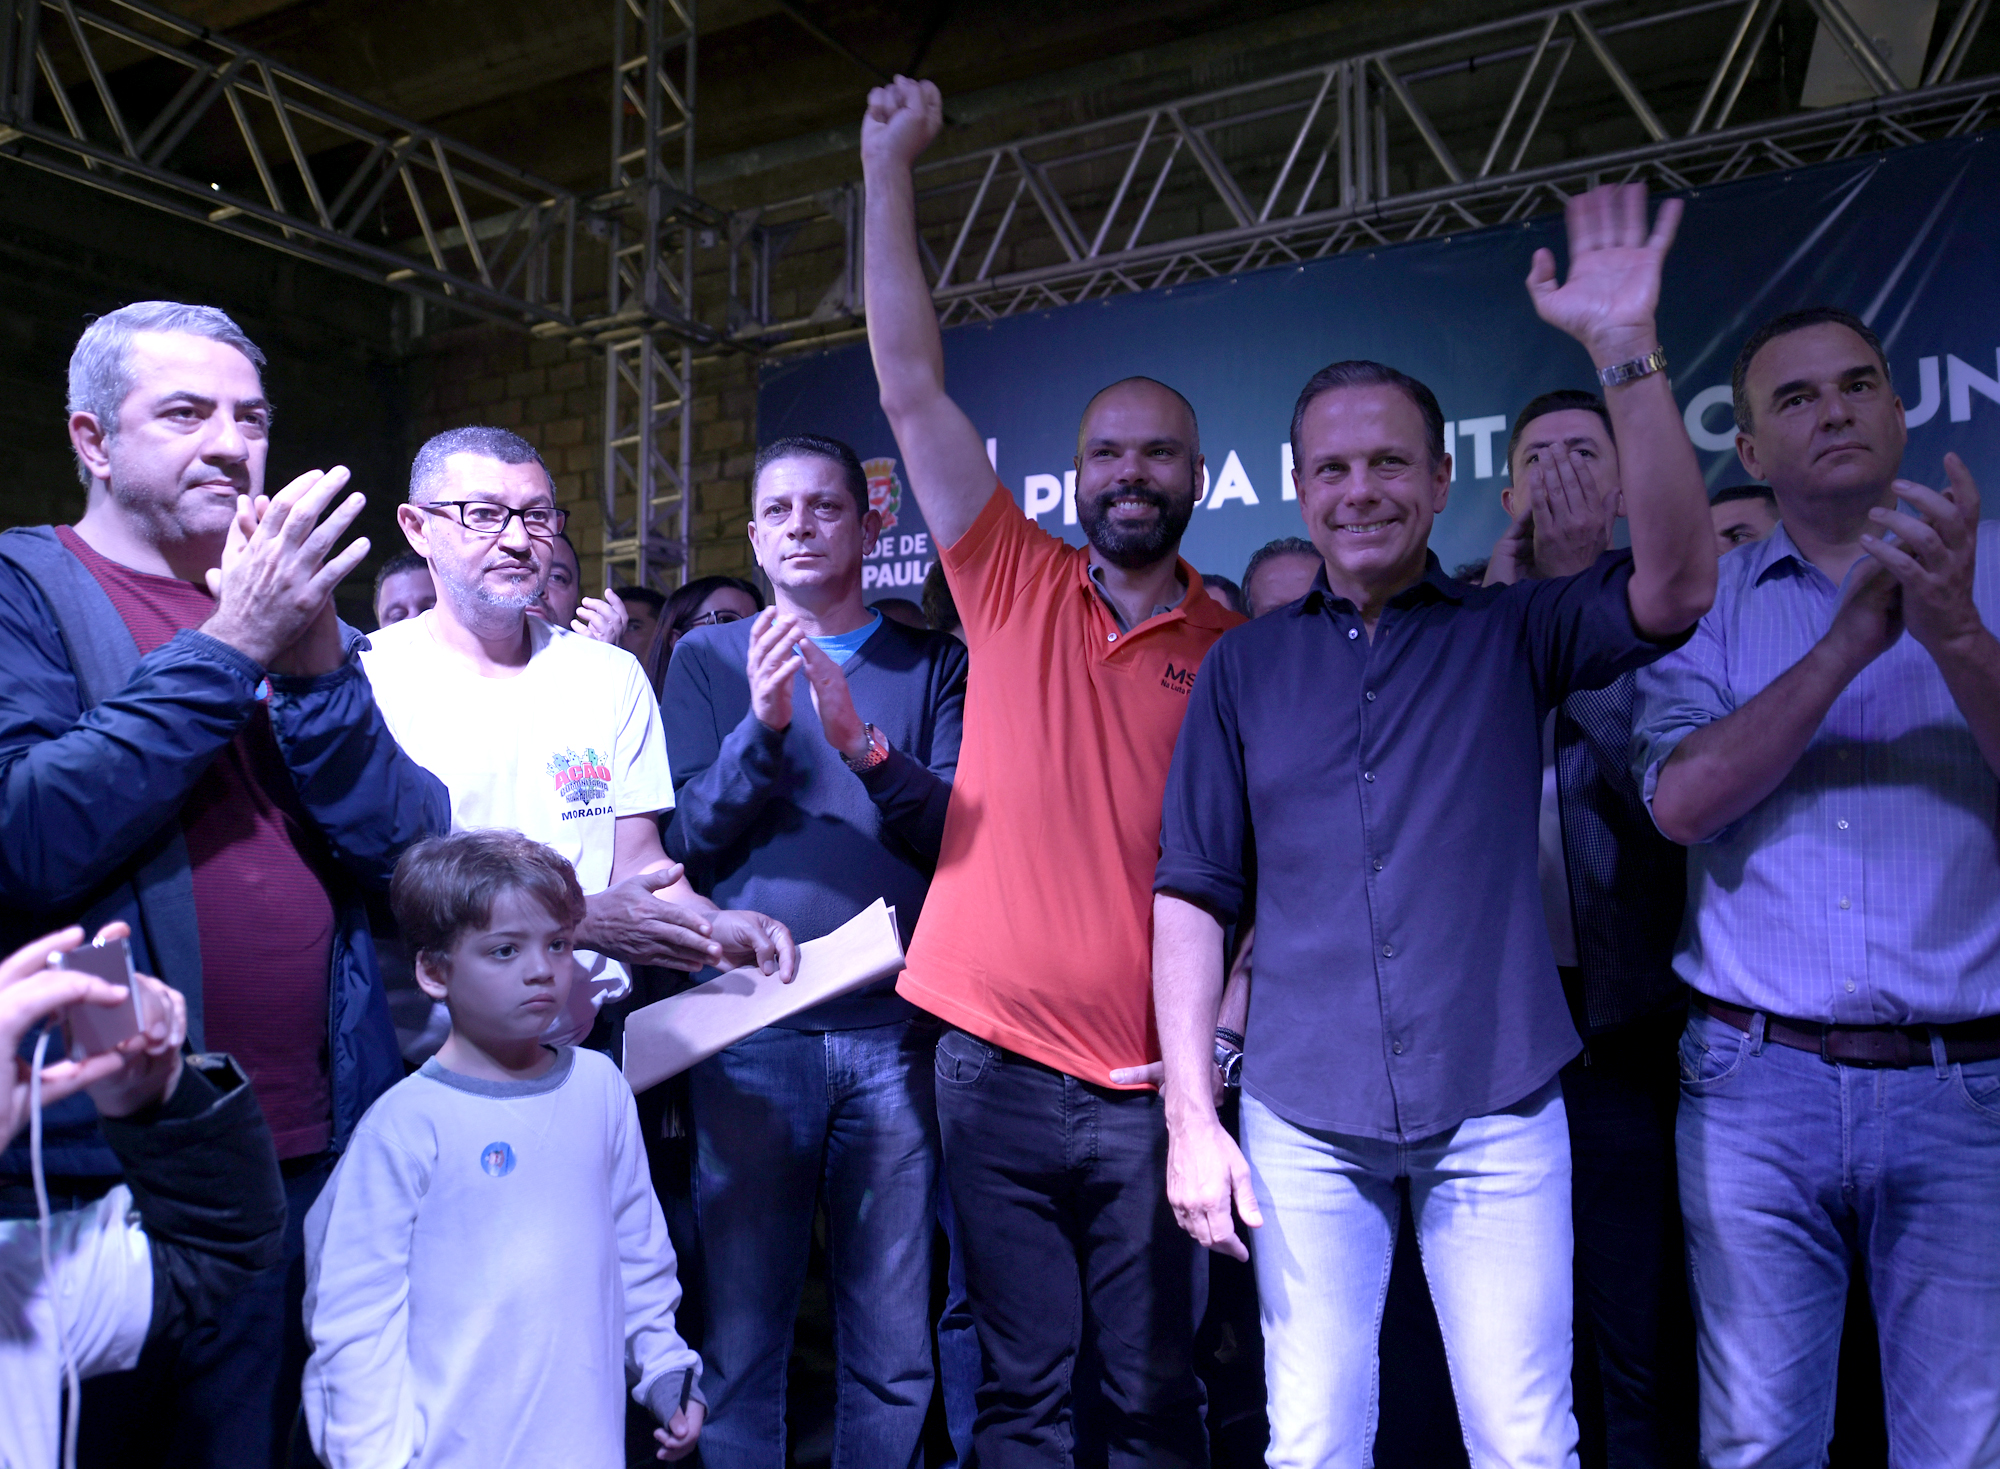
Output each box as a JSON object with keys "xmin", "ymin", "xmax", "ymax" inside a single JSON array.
[{"xmin": 1694, "ymin": 993, "xmax": 2000, "ymax": 1068}]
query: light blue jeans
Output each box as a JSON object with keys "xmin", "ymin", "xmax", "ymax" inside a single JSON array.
[
  {"xmin": 689, "ymin": 1019, "xmax": 939, "ymax": 1469},
  {"xmin": 1678, "ymin": 1007, "xmax": 2000, "ymax": 1468},
  {"xmin": 1241, "ymin": 1081, "xmax": 1580, "ymax": 1469}
]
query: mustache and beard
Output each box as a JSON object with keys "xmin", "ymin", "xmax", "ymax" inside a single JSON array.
[
  {"xmin": 445, "ymin": 553, "xmax": 546, "ymax": 616},
  {"xmin": 1077, "ymin": 476, "xmax": 1198, "ymax": 570}
]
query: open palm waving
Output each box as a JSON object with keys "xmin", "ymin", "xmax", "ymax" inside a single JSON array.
[{"xmin": 1527, "ymin": 184, "xmax": 1682, "ymax": 368}]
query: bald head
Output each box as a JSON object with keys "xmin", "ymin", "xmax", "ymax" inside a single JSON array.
[
  {"xmin": 1072, "ymin": 375, "xmax": 1204, "ymax": 571},
  {"xmin": 1077, "ymin": 377, "xmax": 1200, "ymax": 458}
]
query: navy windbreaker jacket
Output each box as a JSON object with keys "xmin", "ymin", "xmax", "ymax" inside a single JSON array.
[{"xmin": 0, "ymin": 526, "xmax": 449, "ymax": 1178}]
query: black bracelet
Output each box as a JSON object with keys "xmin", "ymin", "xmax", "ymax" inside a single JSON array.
[{"xmin": 1214, "ymin": 1025, "xmax": 1245, "ymax": 1050}]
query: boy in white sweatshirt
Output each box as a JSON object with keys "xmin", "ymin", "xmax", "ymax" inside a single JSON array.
[{"xmin": 302, "ymin": 830, "xmax": 704, "ymax": 1466}]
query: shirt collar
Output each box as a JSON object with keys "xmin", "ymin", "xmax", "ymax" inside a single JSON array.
[
  {"xmin": 1089, "ymin": 562, "xmax": 1187, "ymax": 632},
  {"xmin": 1747, "ymin": 521, "xmax": 1812, "ymax": 585},
  {"xmin": 1299, "ymin": 552, "xmax": 1465, "ymax": 616}
]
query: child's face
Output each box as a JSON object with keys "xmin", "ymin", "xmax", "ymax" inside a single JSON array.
[{"xmin": 416, "ymin": 888, "xmax": 576, "ymax": 1047}]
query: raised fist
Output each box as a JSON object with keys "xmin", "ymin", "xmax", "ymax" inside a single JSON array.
[{"xmin": 862, "ymin": 75, "xmax": 943, "ymax": 171}]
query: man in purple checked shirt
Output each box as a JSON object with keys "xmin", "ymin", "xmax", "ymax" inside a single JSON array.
[{"xmin": 1638, "ymin": 305, "xmax": 2000, "ymax": 1469}]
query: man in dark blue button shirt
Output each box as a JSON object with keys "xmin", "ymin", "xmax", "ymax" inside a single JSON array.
[{"xmin": 1151, "ymin": 185, "xmax": 1716, "ymax": 1468}]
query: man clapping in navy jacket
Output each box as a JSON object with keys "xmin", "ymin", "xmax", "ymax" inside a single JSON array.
[
  {"xmin": 660, "ymin": 433, "xmax": 966, "ymax": 1469},
  {"xmin": 0, "ymin": 301, "xmax": 448, "ymax": 1469}
]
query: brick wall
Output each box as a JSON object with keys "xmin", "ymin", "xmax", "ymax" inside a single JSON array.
[{"xmin": 689, "ymin": 351, "xmax": 761, "ymax": 582}]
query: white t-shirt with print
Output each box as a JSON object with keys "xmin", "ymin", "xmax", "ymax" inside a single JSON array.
[{"xmin": 360, "ymin": 613, "xmax": 676, "ymax": 1043}]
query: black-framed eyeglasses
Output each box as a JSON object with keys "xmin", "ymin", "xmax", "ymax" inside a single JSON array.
[
  {"xmin": 684, "ymin": 609, "xmax": 747, "ymax": 630},
  {"xmin": 419, "ymin": 501, "xmax": 568, "ymax": 537}
]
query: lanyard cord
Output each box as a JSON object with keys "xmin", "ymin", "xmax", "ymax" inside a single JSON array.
[{"xmin": 31, "ymin": 1026, "xmax": 83, "ymax": 1469}]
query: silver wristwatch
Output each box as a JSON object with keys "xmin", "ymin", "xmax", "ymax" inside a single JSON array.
[
  {"xmin": 1213, "ymin": 1040, "xmax": 1244, "ymax": 1091},
  {"xmin": 841, "ymin": 722, "xmax": 890, "ymax": 772},
  {"xmin": 1597, "ymin": 346, "xmax": 1668, "ymax": 388}
]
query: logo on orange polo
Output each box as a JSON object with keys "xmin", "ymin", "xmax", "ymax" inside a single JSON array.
[
  {"xmin": 863, "ymin": 457, "xmax": 903, "ymax": 533},
  {"xmin": 1160, "ymin": 661, "xmax": 1197, "ymax": 694}
]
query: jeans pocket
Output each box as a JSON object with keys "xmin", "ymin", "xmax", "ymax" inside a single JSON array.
[
  {"xmin": 1954, "ymin": 1058, "xmax": 2000, "ymax": 1123},
  {"xmin": 1678, "ymin": 1012, "xmax": 1749, "ymax": 1093},
  {"xmin": 935, "ymin": 1027, "xmax": 991, "ymax": 1086}
]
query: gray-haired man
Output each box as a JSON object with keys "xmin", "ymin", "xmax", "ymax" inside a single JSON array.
[
  {"xmin": 0, "ymin": 300, "xmax": 448, "ymax": 1468},
  {"xmin": 359, "ymin": 424, "xmax": 797, "ymax": 1046}
]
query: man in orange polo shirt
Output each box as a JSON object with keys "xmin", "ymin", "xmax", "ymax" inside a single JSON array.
[{"xmin": 863, "ymin": 77, "xmax": 1242, "ymax": 1467}]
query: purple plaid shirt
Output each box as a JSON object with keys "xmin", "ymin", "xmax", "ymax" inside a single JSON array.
[{"xmin": 1635, "ymin": 521, "xmax": 2000, "ymax": 1024}]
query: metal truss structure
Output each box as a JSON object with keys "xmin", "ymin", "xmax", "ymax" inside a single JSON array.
[
  {"xmin": 725, "ymin": 0, "xmax": 1998, "ymax": 346},
  {"xmin": 4, "ymin": 0, "xmax": 1995, "ymax": 581},
  {"xmin": 599, "ymin": 0, "xmax": 706, "ymax": 592},
  {"xmin": 0, "ymin": 0, "xmax": 584, "ymax": 330},
  {"xmin": 0, "ymin": 0, "xmax": 709, "ymax": 590}
]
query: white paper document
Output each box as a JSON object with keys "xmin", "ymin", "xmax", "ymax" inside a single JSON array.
[{"xmin": 621, "ymin": 899, "xmax": 905, "ymax": 1092}]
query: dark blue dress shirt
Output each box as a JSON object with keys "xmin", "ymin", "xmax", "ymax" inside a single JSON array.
[{"xmin": 1155, "ymin": 551, "xmax": 1683, "ymax": 1141}]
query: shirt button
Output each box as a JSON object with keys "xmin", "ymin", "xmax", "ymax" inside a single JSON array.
[
  {"xmin": 1363, "ymin": 771, "xmax": 1375, "ymax": 782},
  {"xmin": 1372, "ymin": 858, "xmax": 1384, "ymax": 871},
  {"xmin": 1347, "ymin": 627, "xmax": 1359, "ymax": 640},
  {"xmin": 1839, "ymin": 897, "xmax": 1851, "ymax": 910},
  {"xmin": 1107, "ymin": 632, "xmax": 1117, "ymax": 641},
  {"xmin": 1365, "ymin": 690, "xmax": 1377, "ymax": 702},
  {"xmin": 1846, "ymin": 981, "xmax": 1857, "ymax": 993},
  {"xmin": 1392, "ymin": 1041, "xmax": 1404, "ymax": 1055},
  {"xmin": 1836, "ymin": 819, "xmax": 1849, "ymax": 830},
  {"xmin": 1382, "ymin": 943, "xmax": 1395, "ymax": 958}
]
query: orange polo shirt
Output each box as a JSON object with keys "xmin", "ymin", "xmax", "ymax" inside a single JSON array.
[{"xmin": 897, "ymin": 485, "xmax": 1243, "ymax": 1085}]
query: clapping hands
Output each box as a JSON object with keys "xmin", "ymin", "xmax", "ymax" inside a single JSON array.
[
  {"xmin": 1859, "ymin": 455, "xmax": 1984, "ymax": 656},
  {"xmin": 202, "ymin": 467, "xmax": 369, "ymax": 675}
]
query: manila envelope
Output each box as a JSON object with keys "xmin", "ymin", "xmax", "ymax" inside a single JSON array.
[{"xmin": 621, "ymin": 899, "xmax": 904, "ymax": 1092}]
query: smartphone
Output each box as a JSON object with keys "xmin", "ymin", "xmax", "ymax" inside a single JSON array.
[{"xmin": 55, "ymin": 936, "xmax": 145, "ymax": 1060}]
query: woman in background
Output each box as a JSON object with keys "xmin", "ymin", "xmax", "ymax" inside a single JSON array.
[{"xmin": 644, "ymin": 575, "xmax": 765, "ymax": 694}]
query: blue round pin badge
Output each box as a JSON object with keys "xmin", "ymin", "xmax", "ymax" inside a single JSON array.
[{"xmin": 479, "ymin": 1141, "xmax": 516, "ymax": 1177}]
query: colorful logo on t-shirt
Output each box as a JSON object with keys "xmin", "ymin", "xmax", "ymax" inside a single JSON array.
[
  {"xmin": 548, "ymin": 748, "xmax": 612, "ymax": 805},
  {"xmin": 480, "ymin": 1141, "xmax": 516, "ymax": 1177},
  {"xmin": 862, "ymin": 457, "xmax": 903, "ymax": 533}
]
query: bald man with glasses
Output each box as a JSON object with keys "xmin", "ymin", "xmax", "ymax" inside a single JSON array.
[{"xmin": 360, "ymin": 425, "xmax": 796, "ymax": 1050}]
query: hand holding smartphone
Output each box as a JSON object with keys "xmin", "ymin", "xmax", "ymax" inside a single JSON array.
[{"xmin": 53, "ymin": 933, "xmax": 145, "ymax": 1060}]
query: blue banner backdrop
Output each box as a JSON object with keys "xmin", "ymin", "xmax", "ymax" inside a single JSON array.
[{"xmin": 759, "ymin": 132, "xmax": 2000, "ymax": 603}]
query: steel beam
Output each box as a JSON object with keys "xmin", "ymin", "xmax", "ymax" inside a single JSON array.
[
  {"xmin": 724, "ymin": 0, "xmax": 1997, "ymax": 349},
  {"xmin": 0, "ymin": 0, "xmax": 585, "ymax": 329},
  {"xmin": 600, "ymin": 0, "xmax": 699, "ymax": 593}
]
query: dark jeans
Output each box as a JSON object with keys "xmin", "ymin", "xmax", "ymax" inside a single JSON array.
[
  {"xmin": 80, "ymin": 1152, "xmax": 331, "ymax": 1469},
  {"xmin": 689, "ymin": 1020, "xmax": 940, "ymax": 1469},
  {"xmin": 1196, "ymin": 1095, "xmax": 1269, "ymax": 1467},
  {"xmin": 934, "ymin": 1027, "xmax": 1207, "ymax": 1469},
  {"xmin": 1562, "ymin": 1006, "xmax": 1696, "ymax": 1469},
  {"xmin": 937, "ymin": 1177, "xmax": 983, "ymax": 1468}
]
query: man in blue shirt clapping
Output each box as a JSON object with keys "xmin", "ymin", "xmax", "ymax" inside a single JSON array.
[{"xmin": 659, "ymin": 433, "xmax": 968, "ymax": 1469}]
